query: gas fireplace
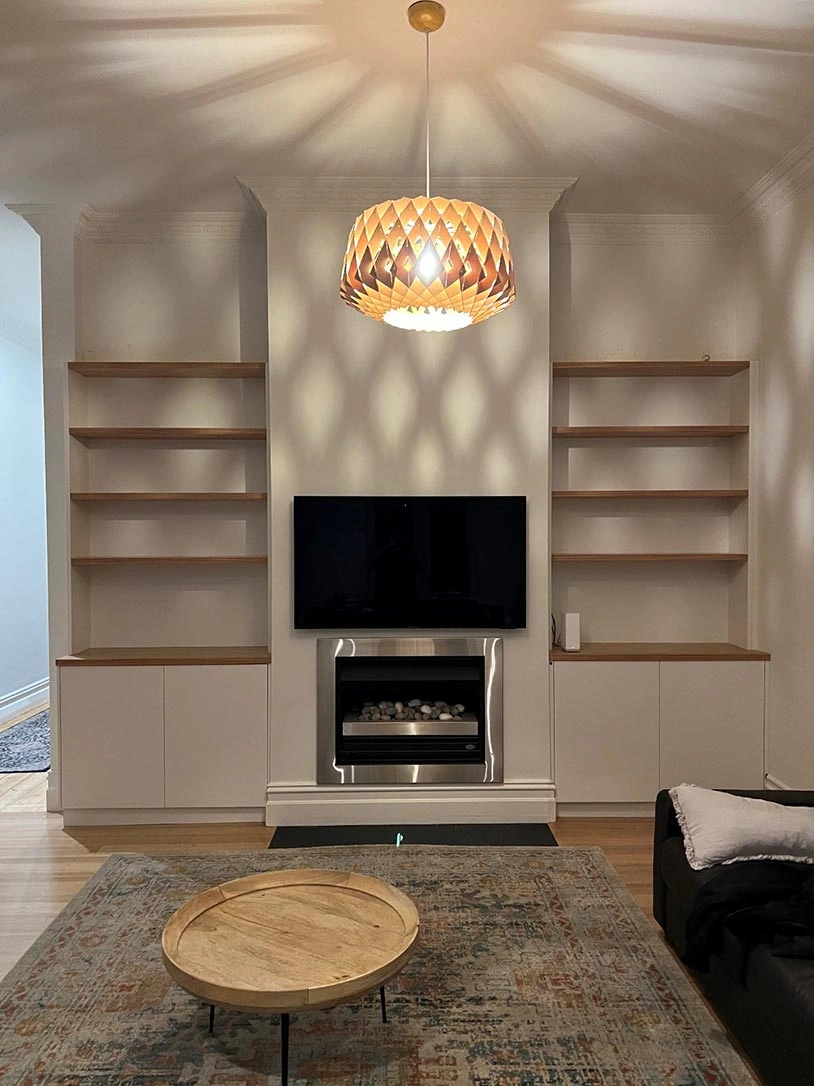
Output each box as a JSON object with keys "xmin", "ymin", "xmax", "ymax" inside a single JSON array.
[{"xmin": 317, "ymin": 637, "xmax": 503, "ymax": 785}]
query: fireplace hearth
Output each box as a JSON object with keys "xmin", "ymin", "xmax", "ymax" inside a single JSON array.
[{"xmin": 317, "ymin": 638, "xmax": 503, "ymax": 785}]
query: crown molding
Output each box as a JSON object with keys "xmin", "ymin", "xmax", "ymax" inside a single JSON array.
[
  {"xmin": 552, "ymin": 213, "xmax": 730, "ymax": 246},
  {"xmin": 0, "ymin": 309, "xmax": 39, "ymax": 353},
  {"xmin": 6, "ymin": 203, "xmax": 87, "ymax": 237},
  {"xmin": 74, "ymin": 208, "xmax": 256, "ymax": 243},
  {"xmin": 239, "ymin": 176, "xmax": 578, "ymax": 213},
  {"xmin": 727, "ymin": 129, "xmax": 814, "ymax": 237}
]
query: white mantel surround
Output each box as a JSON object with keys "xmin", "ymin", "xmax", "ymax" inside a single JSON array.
[{"xmin": 243, "ymin": 176, "xmax": 576, "ymax": 826}]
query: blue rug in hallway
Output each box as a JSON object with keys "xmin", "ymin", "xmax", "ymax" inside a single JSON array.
[{"xmin": 0, "ymin": 710, "xmax": 50, "ymax": 773}]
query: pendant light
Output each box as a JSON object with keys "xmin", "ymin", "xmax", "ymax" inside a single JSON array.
[{"xmin": 339, "ymin": 1, "xmax": 515, "ymax": 332}]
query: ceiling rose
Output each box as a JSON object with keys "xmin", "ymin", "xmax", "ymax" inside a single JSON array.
[{"xmin": 339, "ymin": 2, "xmax": 515, "ymax": 332}]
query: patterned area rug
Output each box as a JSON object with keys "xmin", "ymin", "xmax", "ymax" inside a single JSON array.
[
  {"xmin": 0, "ymin": 710, "xmax": 49, "ymax": 772},
  {"xmin": 0, "ymin": 846, "xmax": 758, "ymax": 1085}
]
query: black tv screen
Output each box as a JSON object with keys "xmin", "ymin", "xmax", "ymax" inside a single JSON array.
[{"xmin": 294, "ymin": 496, "xmax": 526, "ymax": 630}]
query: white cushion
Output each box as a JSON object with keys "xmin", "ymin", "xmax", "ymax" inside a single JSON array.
[{"xmin": 669, "ymin": 784, "xmax": 814, "ymax": 871}]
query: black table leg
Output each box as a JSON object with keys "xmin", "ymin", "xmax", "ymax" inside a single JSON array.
[
  {"xmin": 280, "ymin": 1013, "xmax": 290, "ymax": 1086},
  {"xmin": 379, "ymin": 986, "xmax": 387, "ymax": 1024},
  {"xmin": 208, "ymin": 1005, "xmax": 215, "ymax": 1034}
]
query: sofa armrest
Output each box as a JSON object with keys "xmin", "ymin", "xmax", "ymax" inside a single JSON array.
[{"xmin": 653, "ymin": 789, "xmax": 679, "ymax": 930}]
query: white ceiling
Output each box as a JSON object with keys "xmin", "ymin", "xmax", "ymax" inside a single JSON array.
[{"xmin": 2, "ymin": 0, "xmax": 814, "ymax": 212}]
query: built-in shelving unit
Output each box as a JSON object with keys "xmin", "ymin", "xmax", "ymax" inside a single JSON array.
[
  {"xmin": 56, "ymin": 646, "xmax": 271, "ymax": 666},
  {"xmin": 550, "ymin": 359, "xmax": 763, "ymax": 653},
  {"xmin": 549, "ymin": 642, "xmax": 770, "ymax": 662},
  {"xmin": 67, "ymin": 360, "xmax": 269, "ymax": 656},
  {"xmin": 68, "ymin": 362, "xmax": 266, "ymax": 378}
]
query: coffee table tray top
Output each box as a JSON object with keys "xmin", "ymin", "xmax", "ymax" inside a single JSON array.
[{"xmin": 161, "ymin": 868, "xmax": 420, "ymax": 1013}]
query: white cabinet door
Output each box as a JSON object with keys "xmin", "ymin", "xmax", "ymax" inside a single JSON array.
[
  {"xmin": 60, "ymin": 666, "xmax": 165, "ymax": 809},
  {"xmin": 554, "ymin": 662, "xmax": 659, "ymax": 802},
  {"xmin": 659, "ymin": 662, "xmax": 765, "ymax": 790},
  {"xmin": 164, "ymin": 665, "xmax": 268, "ymax": 807}
]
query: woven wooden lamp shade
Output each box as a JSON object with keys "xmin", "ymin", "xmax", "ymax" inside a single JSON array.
[{"xmin": 340, "ymin": 195, "xmax": 515, "ymax": 332}]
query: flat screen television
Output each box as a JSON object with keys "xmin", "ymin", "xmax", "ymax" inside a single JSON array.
[{"xmin": 294, "ymin": 496, "xmax": 526, "ymax": 630}]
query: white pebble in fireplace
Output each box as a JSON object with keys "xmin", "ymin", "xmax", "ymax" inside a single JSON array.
[{"xmin": 354, "ymin": 700, "xmax": 467, "ymax": 722}]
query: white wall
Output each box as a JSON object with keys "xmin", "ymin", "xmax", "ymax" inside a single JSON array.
[
  {"xmin": 551, "ymin": 234, "xmax": 737, "ymax": 361},
  {"xmin": 737, "ymin": 190, "xmax": 814, "ymax": 789},
  {"xmin": 264, "ymin": 205, "xmax": 554, "ymax": 788},
  {"xmin": 0, "ymin": 209, "xmax": 48, "ymax": 714}
]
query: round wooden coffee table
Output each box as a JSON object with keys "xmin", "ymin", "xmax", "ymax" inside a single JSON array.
[{"xmin": 161, "ymin": 868, "xmax": 420, "ymax": 1084}]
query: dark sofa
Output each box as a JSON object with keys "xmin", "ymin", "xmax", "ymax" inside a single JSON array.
[{"xmin": 653, "ymin": 788, "xmax": 814, "ymax": 1086}]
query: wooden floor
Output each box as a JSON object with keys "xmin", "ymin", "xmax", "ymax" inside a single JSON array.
[
  {"xmin": 0, "ymin": 814, "xmax": 653, "ymax": 981},
  {"xmin": 0, "ymin": 701, "xmax": 49, "ymax": 813}
]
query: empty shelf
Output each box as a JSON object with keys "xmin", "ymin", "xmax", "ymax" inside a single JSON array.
[
  {"xmin": 549, "ymin": 642, "xmax": 770, "ymax": 661},
  {"xmin": 69, "ymin": 427, "xmax": 266, "ymax": 442},
  {"xmin": 56, "ymin": 645, "xmax": 271, "ymax": 666},
  {"xmin": 553, "ymin": 361, "xmax": 750, "ymax": 378},
  {"xmin": 71, "ymin": 492, "xmax": 267, "ymax": 502},
  {"xmin": 552, "ymin": 426, "xmax": 748, "ymax": 439},
  {"xmin": 68, "ymin": 362, "xmax": 266, "ymax": 378}
]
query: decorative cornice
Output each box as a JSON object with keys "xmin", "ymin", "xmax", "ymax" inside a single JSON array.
[
  {"xmin": 239, "ymin": 176, "xmax": 579, "ymax": 213},
  {"xmin": 0, "ymin": 309, "xmax": 39, "ymax": 353},
  {"xmin": 74, "ymin": 208, "xmax": 254, "ymax": 243},
  {"xmin": 726, "ymin": 129, "xmax": 814, "ymax": 237},
  {"xmin": 6, "ymin": 203, "xmax": 86, "ymax": 236},
  {"xmin": 552, "ymin": 213, "xmax": 730, "ymax": 246}
]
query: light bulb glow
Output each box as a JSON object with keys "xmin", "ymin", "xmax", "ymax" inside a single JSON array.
[{"xmin": 383, "ymin": 306, "xmax": 473, "ymax": 332}]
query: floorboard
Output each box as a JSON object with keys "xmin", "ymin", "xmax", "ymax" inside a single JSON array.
[{"xmin": 0, "ymin": 701, "xmax": 50, "ymax": 814}]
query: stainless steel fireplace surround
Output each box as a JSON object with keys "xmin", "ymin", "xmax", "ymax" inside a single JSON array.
[{"xmin": 317, "ymin": 637, "xmax": 503, "ymax": 785}]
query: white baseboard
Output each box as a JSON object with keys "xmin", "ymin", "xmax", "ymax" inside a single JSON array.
[
  {"xmin": 46, "ymin": 781, "xmax": 62, "ymax": 812},
  {"xmin": 62, "ymin": 807, "xmax": 265, "ymax": 827},
  {"xmin": 555, "ymin": 802, "xmax": 654, "ymax": 818},
  {"xmin": 764, "ymin": 773, "xmax": 791, "ymax": 791},
  {"xmin": 264, "ymin": 783, "xmax": 556, "ymax": 826},
  {"xmin": 0, "ymin": 678, "xmax": 49, "ymax": 727}
]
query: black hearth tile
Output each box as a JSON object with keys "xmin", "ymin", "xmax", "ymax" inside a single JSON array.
[{"xmin": 269, "ymin": 823, "xmax": 558, "ymax": 848}]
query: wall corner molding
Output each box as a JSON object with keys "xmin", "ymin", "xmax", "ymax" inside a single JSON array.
[
  {"xmin": 0, "ymin": 309, "xmax": 39, "ymax": 353},
  {"xmin": 552, "ymin": 213, "xmax": 731, "ymax": 246},
  {"xmin": 238, "ymin": 175, "xmax": 578, "ymax": 213},
  {"xmin": 74, "ymin": 208, "xmax": 256, "ymax": 243},
  {"xmin": 727, "ymin": 129, "xmax": 814, "ymax": 237}
]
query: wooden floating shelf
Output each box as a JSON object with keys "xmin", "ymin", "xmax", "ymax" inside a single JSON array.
[
  {"xmin": 68, "ymin": 362, "xmax": 266, "ymax": 378},
  {"xmin": 71, "ymin": 556, "xmax": 267, "ymax": 567},
  {"xmin": 69, "ymin": 427, "xmax": 266, "ymax": 442},
  {"xmin": 550, "ymin": 642, "xmax": 770, "ymax": 662},
  {"xmin": 552, "ymin": 489, "xmax": 748, "ymax": 500},
  {"xmin": 552, "ymin": 553, "xmax": 748, "ymax": 563},
  {"xmin": 553, "ymin": 361, "xmax": 750, "ymax": 378},
  {"xmin": 71, "ymin": 492, "xmax": 267, "ymax": 503},
  {"xmin": 56, "ymin": 646, "xmax": 271, "ymax": 666},
  {"xmin": 552, "ymin": 425, "xmax": 748, "ymax": 439}
]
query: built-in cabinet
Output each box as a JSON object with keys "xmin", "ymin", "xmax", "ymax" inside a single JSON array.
[
  {"xmin": 553, "ymin": 662, "xmax": 659, "ymax": 803},
  {"xmin": 59, "ymin": 664, "xmax": 268, "ymax": 811},
  {"xmin": 658, "ymin": 662, "xmax": 765, "ymax": 790},
  {"xmin": 553, "ymin": 659, "xmax": 766, "ymax": 803}
]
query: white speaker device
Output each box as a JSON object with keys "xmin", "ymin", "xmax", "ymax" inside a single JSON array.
[{"xmin": 561, "ymin": 612, "xmax": 581, "ymax": 652}]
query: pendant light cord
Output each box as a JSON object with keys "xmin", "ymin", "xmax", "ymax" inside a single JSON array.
[{"xmin": 425, "ymin": 28, "xmax": 431, "ymax": 198}]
